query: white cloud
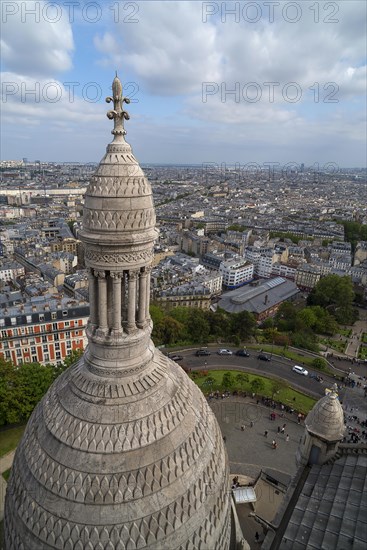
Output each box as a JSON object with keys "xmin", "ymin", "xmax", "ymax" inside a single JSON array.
[
  {"xmin": 1, "ymin": 0, "xmax": 74, "ymax": 77},
  {"xmin": 94, "ymin": 1, "xmax": 366, "ymax": 103}
]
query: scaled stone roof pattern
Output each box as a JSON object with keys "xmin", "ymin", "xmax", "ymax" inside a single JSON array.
[
  {"xmin": 305, "ymin": 388, "xmax": 345, "ymax": 441},
  {"xmin": 281, "ymin": 451, "xmax": 367, "ymax": 549}
]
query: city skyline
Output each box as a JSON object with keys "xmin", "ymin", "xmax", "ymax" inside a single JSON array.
[{"xmin": 1, "ymin": 0, "xmax": 367, "ymax": 166}]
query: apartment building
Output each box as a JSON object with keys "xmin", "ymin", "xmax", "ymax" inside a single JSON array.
[
  {"xmin": 295, "ymin": 264, "xmax": 322, "ymax": 290},
  {"xmin": 219, "ymin": 258, "xmax": 254, "ymax": 289},
  {"xmin": 0, "ymin": 299, "xmax": 88, "ymax": 366}
]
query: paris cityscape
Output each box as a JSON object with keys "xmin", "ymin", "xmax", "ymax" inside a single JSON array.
[{"xmin": 1, "ymin": 1, "xmax": 367, "ymax": 549}]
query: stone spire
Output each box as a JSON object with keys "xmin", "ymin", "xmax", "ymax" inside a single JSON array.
[
  {"xmin": 296, "ymin": 383, "xmax": 345, "ymax": 466},
  {"xmin": 4, "ymin": 75, "xmax": 232, "ymax": 549}
]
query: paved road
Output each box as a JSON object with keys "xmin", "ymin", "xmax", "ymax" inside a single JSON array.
[{"xmin": 172, "ymin": 348, "xmax": 344, "ymax": 399}]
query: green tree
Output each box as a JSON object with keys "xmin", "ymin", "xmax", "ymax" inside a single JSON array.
[
  {"xmin": 271, "ymin": 379, "xmax": 287, "ymax": 398},
  {"xmin": 250, "ymin": 378, "xmax": 265, "ymax": 394},
  {"xmin": 308, "ymin": 275, "xmax": 356, "ymax": 324},
  {"xmin": 235, "ymin": 373, "xmax": 249, "ymax": 389},
  {"xmin": 230, "ymin": 311, "xmax": 256, "ymax": 341},
  {"xmin": 311, "ymin": 357, "xmax": 327, "ymax": 371},
  {"xmin": 160, "ymin": 316, "xmax": 185, "ymax": 345},
  {"xmin": 222, "ymin": 372, "xmax": 233, "ymax": 389},
  {"xmin": 187, "ymin": 309, "xmax": 210, "ymax": 344},
  {"xmin": 275, "ymin": 301, "xmax": 297, "ymax": 332}
]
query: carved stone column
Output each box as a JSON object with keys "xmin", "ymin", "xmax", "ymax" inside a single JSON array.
[
  {"xmin": 88, "ymin": 268, "xmax": 97, "ymax": 326},
  {"xmin": 95, "ymin": 270, "xmax": 108, "ymax": 333},
  {"xmin": 137, "ymin": 269, "xmax": 148, "ymax": 328},
  {"xmin": 127, "ymin": 270, "xmax": 138, "ymax": 332},
  {"xmin": 145, "ymin": 266, "xmax": 152, "ymax": 322},
  {"xmin": 111, "ymin": 272, "xmax": 123, "ymax": 335}
]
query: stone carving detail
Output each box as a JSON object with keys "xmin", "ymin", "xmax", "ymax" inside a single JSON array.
[
  {"xmin": 87, "ymin": 175, "xmax": 150, "ymax": 197},
  {"xmin": 23, "ymin": 415, "xmax": 218, "ymax": 504},
  {"xmin": 85, "ymin": 248, "xmax": 153, "ymax": 265},
  {"xmin": 43, "ymin": 378, "xmax": 191, "ymax": 452},
  {"xmin": 84, "ymin": 208, "xmax": 156, "ymax": 231},
  {"xmin": 7, "ymin": 464, "xmax": 228, "ymax": 550},
  {"xmin": 72, "ymin": 359, "xmax": 166, "ymax": 397}
]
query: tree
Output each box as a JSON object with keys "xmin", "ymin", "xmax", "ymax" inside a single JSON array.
[
  {"xmin": 308, "ymin": 275, "xmax": 356, "ymax": 324},
  {"xmin": 187, "ymin": 309, "xmax": 210, "ymax": 344},
  {"xmin": 160, "ymin": 316, "xmax": 185, "ymax": 345},
  {"xmin": 222, "ymin": 372, "xmax": 233, "ymax": 389},
  {"xmin": 235, "ymin": 373, "xmax": 249, "ymax": 389},
  {"xmin": 271, "ymin": 379, "xmax": 287, "ymax": 399},
  {"xmin": 230, "ymin": 311, "xmax": 256, "ymax": 341},
  {"xmin": 250, "ymin": 378, "xmax": 265, "ymax": 394},
  {"xmin": 311, "ymin": 357, "xmax": 327, "ymax": 371}
]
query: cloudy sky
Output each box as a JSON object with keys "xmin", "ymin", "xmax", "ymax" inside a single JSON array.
[{"xmin": 1, "ymin": 0, "xmax": 366, "ymax": 167}]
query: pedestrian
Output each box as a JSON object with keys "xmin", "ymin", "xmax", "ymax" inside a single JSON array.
[
  {"xmin": 272, "ymin": 440, "xmax": 276, "ymax": 449},
  {"xmin": 280, "ymin": 427, "xmax": 285, "ymax": 434},
  {"xmin": 264, "ymin": 430, "xmax": 268, "ymax": 438},
  {"xmin": 223, "ymin": 436, "xmax": 226, "ymax": 443},
  {"xmin": 241, "ymin": 425, "xmax": 245, "ymax": 431},
  {"xmin": 255, "ymin": 531, "xmax": 260, "ymax": 543},
  {"xmin": 286, "ymin": 434, "xmax": 289, "ymax": 442},
  {"xmin": 277, "ymin": 426, "xmax": 280, "ymax": 433},
  {"xmin": 250, "ymin": 421, "xmax": 254, "ymax": 428}
]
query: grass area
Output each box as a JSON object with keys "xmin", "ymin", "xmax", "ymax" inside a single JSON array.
[
  {"xmin": 339, "ymin": 328, "xmax": 352, "ymax": 337},
  {"xmin": 0, "ymin": 425, "xmax": 25, "ymax": 458},
  {"xmin": 2, "ymin": 468, "xmax": 11, "ymax": 481},
  {"xmin": 191, "ymin": 370, "xmax": 316, "ymax": 414},
  {"xmin": 318, "ymin": 337, "xmax": 346, "ymax": 354},
  {"xmin": 247, "ymin": 344, "xmax": 318, "ymax": 366},
  {"xmin": 362, "ymin": 333, "xmax": 367, "ymax": 344}
]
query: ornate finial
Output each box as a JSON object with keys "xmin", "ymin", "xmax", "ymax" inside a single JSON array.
[
  {"xmin": 330, "ymin": 383, "xmax": 339, "ymax": 397},
  {"xmin": 106, "ymin": 74, "xmax": 130, "ymax": 138}
]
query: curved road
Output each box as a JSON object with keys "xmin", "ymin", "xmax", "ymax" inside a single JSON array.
[{"xmin": 171, "ymin": 347, "xmax": 348, "ymax": 400}]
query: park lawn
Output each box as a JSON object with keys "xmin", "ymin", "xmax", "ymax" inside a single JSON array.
[
  {"xmin": 191, "ymin": 370, "xmax": 316, "ymax": 414},
  {"xmin": 318, "ymin": 338, "xmax": 346, "ymax": 354},
  {"xmin": 247, "ymin": 344, "xmax": 321, "ymax": 367},
  {"xmin": 0, "ymin": 425, "xmax": 26, "ymax": 458},
  {"xmin": 362, "ymin": 333, "xmax": 367, "ymax": 344}
]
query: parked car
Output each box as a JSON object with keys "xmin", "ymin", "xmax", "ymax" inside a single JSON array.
[
  {"xmin": 258, "ymin": 353, "xmax": 271, "ymax": 361},
  {"xmin": 196, "ymin": 349, "xmax": 211, "ymax": 356},
  {"xmin": 235, "ymin": 349, "xmax": 250, "ymax": 357},
  {"xmin": 292, "ymin": 365, "xmax": 308, "ymax": 376},
  {"xmin": 168, "ymin": 354, "xmax": 184, "ymax": 362},
  {"xmin": 218, "ymin": 349, "xmax": 233, "ymax": 355}
]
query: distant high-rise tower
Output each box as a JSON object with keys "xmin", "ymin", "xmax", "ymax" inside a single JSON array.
[{"xmin": 4, "ymin": 75, "xmax": 232, "ymax": 549}]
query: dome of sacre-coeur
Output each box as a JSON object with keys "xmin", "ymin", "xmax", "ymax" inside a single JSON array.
[{"xmin": 4, "ymin": 75, "xmax": 232, "ymax": 550}]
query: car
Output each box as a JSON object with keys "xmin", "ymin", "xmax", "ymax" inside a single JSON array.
[
  {"xmin": 218, "ymin": 349, "xmax": 233, "ymax": 355},
  {"xmin": 292, "ymin": 365, "xmax": 308, "ymax": 376},
  {"xmin": 258, "ymin": 354, "xmax": 271, "ymax": 361},
  {"xmin": 168, "ymin": 354, "xmax": 184, "ymax": 362},
  {"xmin": 235, "ymin": 349, "xmax": 250, "ymax": 357},
  {"xmin": 195, "ymin": 349, "xmax": 211, "ymax": 357}
]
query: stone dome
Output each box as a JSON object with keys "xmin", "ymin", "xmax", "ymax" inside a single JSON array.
[
  {"xmin": 4, "ymin": 75, "xmax": 232, "ymax": 550},
  {"xmin": 305, "ymin": 384, "xmax": 345, "ymax": 441}
]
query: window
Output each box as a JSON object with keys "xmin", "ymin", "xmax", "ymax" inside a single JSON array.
[
  {"xmin": 51, "ymin": 312, "xmax": 57, "ymax": 320},
  {"xmin": 11, "ymin": 317, "xmax": 16, "ymax": 326},
  {"xmin": 55, "ymin": 343, "xmax": 60, "ymax": 350},
  {"xmin": 31, "ymin": 347, "xmax": 36, "ymax": 354},
  {"xmin": 43, "ymin": 344, "xmax": 48, "ymax": 352},
  {"xmin": 5, "ymin": 351, "xmax": 11, "ymax": 359},
  {"xmin": 39, "ymin": 314, "xmax": 45, "ymax": 322},
  {"xmin": 56, "ymin": 352, "xmax": 61, "ymax": 360},
  {"xmin": 44, "ymin": 353, "xmax": 49, "ymax": 361},
  {"xmin": 62, "ymin": 310, "xmax": 68, "ymax": 317},
  {"xmin": 65, "ymin": 321, "xmax": 70, "ymax": 327},
  {"xmin": 26, "ymin": 315, "xmax": 32, "ymax": 323}
]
